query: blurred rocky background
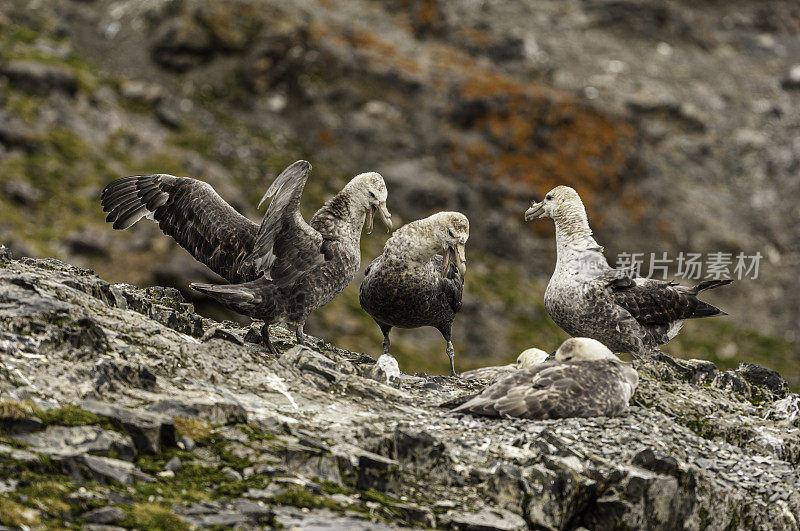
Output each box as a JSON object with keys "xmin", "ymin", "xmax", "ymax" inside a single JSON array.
[{"xmin": 0, "ymin": 0, "xmax": 798, "ymax": 385}]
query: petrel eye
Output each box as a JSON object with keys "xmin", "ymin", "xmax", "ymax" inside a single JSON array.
[
  {"xmin": 369, "ymin": 191, "xmax": 376, "ymax": 199},
  {"xmin": 448, "ymin": 229, "xmax": 455, "ymax": 238},
  {"xmin": 546, "ymin": 194, "xmax": 553, "ymax": 200}
]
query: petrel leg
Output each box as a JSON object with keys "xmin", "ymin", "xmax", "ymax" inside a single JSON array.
[
  {"xmin": 379, "ymin": 324, "xmax": 392, "ymax": 355},
  {"xmin": 261, "ymin": 323, "xmax": 278, "ymax": 356},
  {"xmin": 296, "ymin": 322, "xmax": 306, "ymax": 346},
  {"xmin": 438, "ymin": 326, "xmax": 457, "ymax": 377},
  {"xmin": 446, "ymin": 340, "xmax": 457, "ymax": 377}
]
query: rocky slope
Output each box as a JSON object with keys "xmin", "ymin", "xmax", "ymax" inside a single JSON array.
[
  {"xmin": 0, "ymin": 0, "xmax": 798, "ymax": 382},
  {"xmin": 1, "ymin": 251, "xmax": 799, "ymax": 529}
]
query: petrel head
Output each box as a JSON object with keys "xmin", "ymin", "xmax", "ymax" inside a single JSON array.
[
  {"xmin": 554, "ymin": 337, "xmax": 618, "ymax": 362},
  {"xmin": 524, "ymin": 185, "xmax": 585, "ymax": 223},
  {"xmin": 430, "ymin": 211, "xmax": 469, "ymax": 278},
  {"xmin": 516, "ymin": 347, "xmax": 549, "ymax": 368},
  {"xmin": 347, "ymin": 172, "xmax": 392, "ymax": 234}
]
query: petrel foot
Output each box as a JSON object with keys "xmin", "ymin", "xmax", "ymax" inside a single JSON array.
[{"xmin": 261, "ymin": 324, "xmax": 278, "ymax": 356}]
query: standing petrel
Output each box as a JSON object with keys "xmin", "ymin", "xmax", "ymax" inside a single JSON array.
[
  {"xmin": 524, "ymin": 185, "xmax": 731, "ymax": 356},
  {"xmin": 101, "ymin": 160, "xmax": 392, "ymax": 354},
  {"xmin": 359, "ymin": 212, "xmax": 469, "ymax": 376}
]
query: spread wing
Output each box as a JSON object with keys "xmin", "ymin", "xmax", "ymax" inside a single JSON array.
[
  {"xmin": 247, "ymin": 160, "xmax": 325, "ymax": 285},
  {"xmin": 101, "ymin": 174, "xmax": 259, "ymax": 283}
]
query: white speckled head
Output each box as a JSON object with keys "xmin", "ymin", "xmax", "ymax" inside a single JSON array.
[
  {"xmin": 555, "ymin": 337, "xmax": 618, "ymax": 362},
  {"xmin": 385, "ymin": 211, "xmax": 469, "ymax": 276},
  {"xmin": 516, "ymin": 348, "xmax": 549, "ymax": 368},
  {"xmin": 345, "ymin": 172, "xmax": 391, "ymax": 233},
  {"xmin": 525, "ymin": 185, "xmax": 586, "ymax": 224}
]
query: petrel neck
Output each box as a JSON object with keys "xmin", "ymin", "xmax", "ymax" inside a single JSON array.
[
  {"xmin": 383, "ymin": 220, "xmax": 439, "ymax": 266},
  {"xmin": 553, "ymin": 205, "xmax": 607, "ymax": 271},
  {"xmin": 311, "ymin": 190, "xmax": 366, "ymax": 241}
]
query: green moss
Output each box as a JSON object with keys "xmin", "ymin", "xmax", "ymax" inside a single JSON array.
[
  {"xmin": 123, "ymin": 503, "xmax": 191, "ymax": 531},
  {"xmin": 37, "ymin": 405, "xmax": 105, "ymax": 427},
  {"xmin": 239, "ymin": 423, "xmax": 276, "ymax": 441},
  {"xmin": 272, "ymin": 486, "xmax": 341, "ymax": 510},
  {"xmin": 0, "ymin": 399, "xmax": 35, "ymax": 420},
  {"xmin": 18, "ymin": 480, "xmax": 71, "ymax": 515},
  {"xmin": 173, "ymin": 417, "xmax": 212, "ymax": 441},
  {"xmin": 0, "ymin": 496, "xmax": 39, "ymax": 527}
]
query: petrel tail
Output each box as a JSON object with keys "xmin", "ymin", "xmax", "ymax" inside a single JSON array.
[
  {"xmin": 688, "ymin": 279, "xmax": 732, "ymax": 319},
  {"xmin": 693, "ymin": 279, "xmax": 733, "ymax": 293},
  {"xmin": 190, "ymin": 282, "xmax": 256, "ymax": 306}
]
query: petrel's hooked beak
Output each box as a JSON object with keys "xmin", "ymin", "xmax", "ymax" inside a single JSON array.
[
  {"xmin": 442, "ymin": 242, "xmax": 467, "ymax": 279},
  {"xmin": 366, "ymin": 202, "xmax": 392, "ymax": 234},
  {"xmin": 524, "ymin": 201, "xmax": 545, "ymax": 221}
]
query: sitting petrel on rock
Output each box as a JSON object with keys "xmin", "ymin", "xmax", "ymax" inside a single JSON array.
[
  {"xmin": 460, "ymin": 347, "xmax": 549, "ymax": 381},
  {"xmin": 101, "ymin": 160, "xmax": 392, "ymax": 354},
  {"xmin": 525, "ymin": 185, "xmax": 731, "ymax": 356},
  {"xmin": 359, "ymin": 212, "xmax": 469, "ymax": 376},
  {"xmin": 453, "ymin": 337, "xmax": 638, "ymax": 419}
]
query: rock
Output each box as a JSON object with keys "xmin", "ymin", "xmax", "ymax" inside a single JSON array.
[
  {"xmin": 221, "ymin": 466, "xmax": 242, "ymax": 482},
  {"xmin": 119, "ymin": 80, "xmax": 164, "ymax": 105},
  {"xmin": 82, "ymin": 506, "xmax": 125, "ymax": 524},
  {"xmin": 0, "ymin": 114, "xmax": 37, "ymax": 151},
  {"xmin": 0, "ymin": 415, "xmax": 43, "ymax": 434},
  {"xmin": 13, "ymin": 425, "xmax": 136, "ymax": 461},
  {"xmin": 442, "ymin": 506, "xmax": 527, "ymax": 531},
  {"xmin": 0, "ymin": 61, "xmax": 78, "ymax": 95},
  {"xmin": 92, "ymin": 360, "xmax": 157, "ymax": 392},
  {"xmin": 370, "ymin": 354, "xmax": 400, "ymax": 384},
  {"xmin": 72, "ymin": 454, "xmax": 154, "ymax": 486},
  {"xmin": 164, "ymin": 456, "xmax": 182, "ymax": 472},
  {"xmin": 1, "ymin": 255, "xmax": 800, "ymax": 528},
  {"xmin": 66, "ymin": 230, "xmax": 111, "ymax": 258},
  {"xmin": 356, "ymin": 452, "xmax": 400, "ymax": 493},
  {"xmin": 152, "ymin": 15, "xmax": 213, "ymax": 72},
  {"xmin": 146, "ymin": 398, "xmax": 247, "ymax": 425},
  {"xmin": 736, "ymin": 363, "xmax": 789, "ymax": 398},
  {"xmin": 81, "ymin": 400, "xmax": 176, "ymax": 454},
  {"xmin": 177, "ymin": 435, "xmax": 196, "ymax": 451},
  {"xmin": 781, "ymin": 65, "xmax": 800, "ymax": 90}
]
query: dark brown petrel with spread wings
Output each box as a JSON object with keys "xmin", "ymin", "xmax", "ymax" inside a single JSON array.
[{"xmin": 101, "ymin": 160, "xmax": 392, "ymax": 354}]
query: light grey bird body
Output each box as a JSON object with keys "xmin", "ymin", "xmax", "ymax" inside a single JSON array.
[
  {"xmin": 359, "ymin": 212, "xmax": 469, "ymax": 376},
  {"xmin": 101, "ymin": 160, "xmax": 392, "ymax": 354},
  {"xmin": 460, "ymin": 347, "xmax": 549, "ymax": 381},
  {"xmin": 525, "ymin": 186, "xmax": 731, "ymax": 355},
  {"xmin": 453, "ymin": 338, "xmax": 638, "ymax": 419}
]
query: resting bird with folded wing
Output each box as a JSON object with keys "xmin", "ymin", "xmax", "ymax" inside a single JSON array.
[
  {"xmin": 359, "ymin": 212, "xmax": 469, "ymax": 376},
  {"xmin": 460, "ymin": 347, "xmax": 549, "ymax": 381},
  {"xmin": 101, "ymin": 160, "xmax": 392, "ymax": 354},
  {"xmin": 524, "ymin": 185, "xmax": 732, "ymax": 356},
  {"xmin": 453, "ymin": 337, "xmax": 638, "ymax": 419}
]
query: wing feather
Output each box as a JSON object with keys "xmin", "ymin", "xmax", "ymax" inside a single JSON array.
[
  {"xmin": 101, "ymin": 174, "xmax": 259, "ymax": 282},
  {"xmin": 454, "ymin": 361, "xmax": 634, "ymax": 419},
  {"xmin": 599, "ymin": 270, "xmax": 719, "ymax": 326},
  {"xmin": 247, "ymin": 160, "xmax": 325, "ymax": 284}
]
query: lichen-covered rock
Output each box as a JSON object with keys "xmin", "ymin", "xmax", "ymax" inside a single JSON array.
[{"xmin": 0, "ymin": 256, "xmax": 799, "ymax": 528}]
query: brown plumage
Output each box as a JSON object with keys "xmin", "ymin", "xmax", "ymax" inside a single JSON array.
[{"xmin": 453, "ymin": 338, "xmax": 638, "ymax": 420}]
